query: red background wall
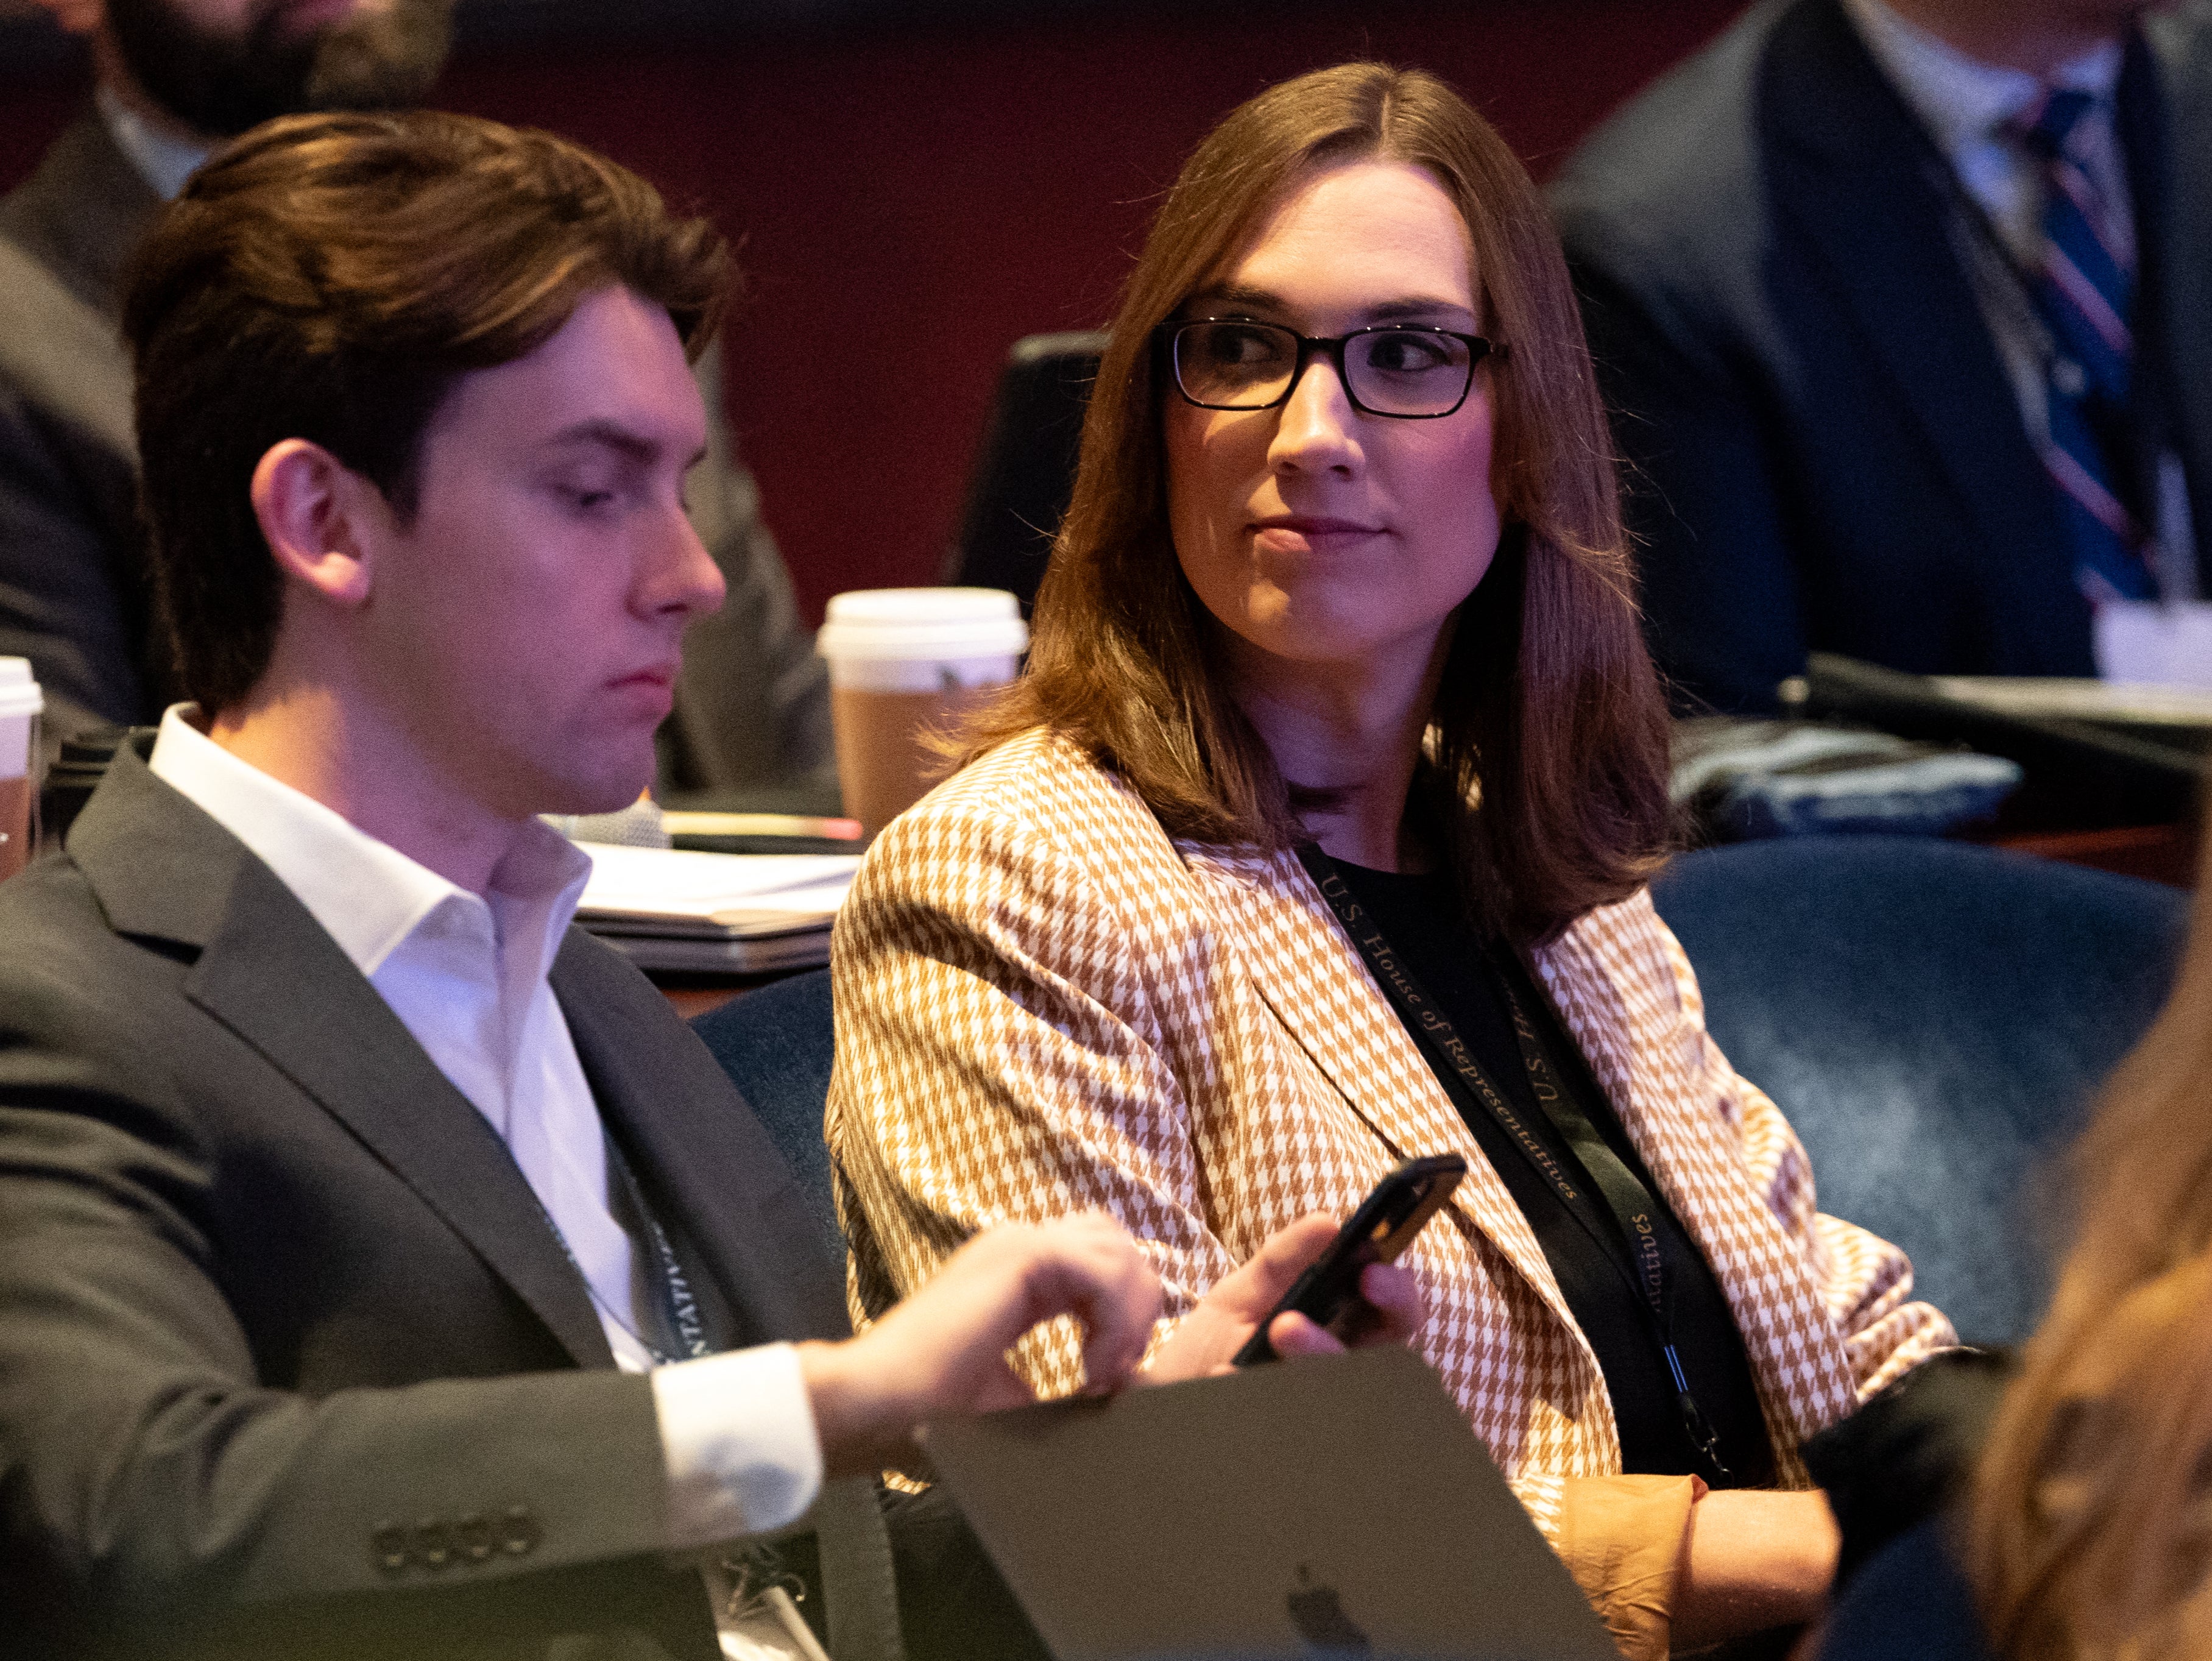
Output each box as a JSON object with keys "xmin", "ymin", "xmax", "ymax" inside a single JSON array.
[{"xmin": 1, "ymin": 3, "xmax": 1744, "ymax": 623}]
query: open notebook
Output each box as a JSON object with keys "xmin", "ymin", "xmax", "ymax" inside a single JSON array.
[{"xmin": 574, "ymin": 844, "xmax": 861, "ymax": 972}]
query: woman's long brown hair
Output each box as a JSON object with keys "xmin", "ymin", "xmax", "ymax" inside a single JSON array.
[
  {"xmin": 1968, "ymin": 850, "xmax": 2212, "ymax": 1657},
  {"xmin": 959, "ymin": 62, "xmax": 1670, "ymax": 944}
]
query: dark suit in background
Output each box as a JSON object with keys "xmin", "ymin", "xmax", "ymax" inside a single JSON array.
[
  {"xmin": 0, "ymin": 115, "xmax": 160, "ymax": 745},
  {"xmin": 0, "ymin": 743, "xmax": 845, "ymax": 1660},
  {"xmin": 0, "ymin": 112, "xmax": 835, "ymax": 798},
  {"xmin": 1549, "ymin": 0, "xmax": 2212, "ymax": 712}
]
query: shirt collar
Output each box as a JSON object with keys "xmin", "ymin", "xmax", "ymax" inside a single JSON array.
[
  {"xmin": 146, "ymin": 705, "xmax": 592, "ymax": 981},
  {"xmin": 1842, "ymin": 0, "xmax": 2125, "ymax": 158},
  {"xmin": 94, "ymin": 84, "xmax": 214, "ymax": 204}
]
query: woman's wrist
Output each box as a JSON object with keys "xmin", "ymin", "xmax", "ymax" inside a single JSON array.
[{"xmin": 1670, "ymin": 1489, "xmax": 1840, "ymax": 1649}]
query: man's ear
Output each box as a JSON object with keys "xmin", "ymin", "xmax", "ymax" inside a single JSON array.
[{"xmin": 249, "ymin": 439, "xmax": 383, "ymax": 609}]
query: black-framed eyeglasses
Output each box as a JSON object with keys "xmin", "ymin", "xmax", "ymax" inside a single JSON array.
[{"xmin": 1160, "ymin": 318, "xmax": 1504, "ymax": 420}]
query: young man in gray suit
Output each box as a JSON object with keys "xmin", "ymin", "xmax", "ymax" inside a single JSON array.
[
  {"xmin": 5, "ymin": 0, "xmax": 835, "ymax": 801},
  {"xmin": 0, "ymin": 108, "xmax": 1413, "ymax": 1661}
]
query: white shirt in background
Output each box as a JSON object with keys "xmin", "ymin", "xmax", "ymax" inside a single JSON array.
[
  {"xmin": 96, "ymin": 83, "xmax": 211, "ymax": 204},
  {"xmin": 1841, "ymin": 0, "xmax": 2128, "ymax": 267}
]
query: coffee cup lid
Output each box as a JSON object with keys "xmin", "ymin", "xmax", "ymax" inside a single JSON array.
[
  {"xmin": 816, "ymin": 587, "xmax": 1030, "ymax": 663},
  {"xmin": 0, "ymin": 657, "xmax": 43, "ymax": 719}
]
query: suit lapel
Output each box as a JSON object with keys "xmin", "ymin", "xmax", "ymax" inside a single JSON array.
[
  {"xmin": 74, "ymin": 750, "xmax": 613, "ymax": 1369},
  {"xmin": 1188, "ymin": 845, "xmax": 1585, "ymax": 1341},
  {"xmin": 554, "ymin": 931, "xmax": 850, "ymax": 1347},
  {"xmin": 1760, "ymin": 0, "xmax": 2075, "ymax": 605},
  {"xmin": 0, "ymin": 112, "xmax": 163, "ymax": 319},
  {"xmin": 1193, "ymin": 831, "xmax": 1860, "ymax": 1443}
]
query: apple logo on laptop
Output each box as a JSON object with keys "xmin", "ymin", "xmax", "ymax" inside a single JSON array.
[{"xmin": 1287, "ymin": 1563, "xmax": 1371, "ymax": 1652}]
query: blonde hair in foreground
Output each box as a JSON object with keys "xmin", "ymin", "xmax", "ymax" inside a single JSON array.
[{"xmin": 1968, "ymin": 837, "xmax": 2212, "ymax": 1658}]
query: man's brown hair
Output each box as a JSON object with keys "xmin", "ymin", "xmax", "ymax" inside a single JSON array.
[
  {"xmin": 964, "ymin": 63, "xmax": 1672, "ymax": 944},
  {"xmin": 123, "ymin": 108, "xmax": 732, "ymax": 714}
]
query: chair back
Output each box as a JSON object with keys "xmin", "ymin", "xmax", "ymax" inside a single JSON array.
[
  {"xmin": 1650, "ymin": 837, "xmax": 2187, "ymax": 1344},
  {"xmin": 944, "ymin": 331, "xmax": 1106, "ymax": 610},
  {"xmin": 689, "ymin": 969, "xmax": 841, "ymax": 1250}
]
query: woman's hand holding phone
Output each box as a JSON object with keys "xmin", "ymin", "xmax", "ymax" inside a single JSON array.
[{"xmin": 1141, "ymin": 1213, "xmax": 1428, "ymax": 1384}]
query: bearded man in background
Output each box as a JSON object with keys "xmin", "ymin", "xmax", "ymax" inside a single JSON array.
[
  {"xmin": 2, "ymin": 0, "xmax": 836, "ymax": 803},
  {"xmin": 1, "ymin": 0, "xmax": 456, "ymax": 760}
]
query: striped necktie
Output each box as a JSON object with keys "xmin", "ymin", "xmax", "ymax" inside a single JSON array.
[{"xmin": 2012, "ymin": 85, "xmax": 2154, "ymax": 602}]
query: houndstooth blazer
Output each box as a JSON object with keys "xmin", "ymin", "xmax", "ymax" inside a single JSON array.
[{"xmin": 827, "ymin": 727, "xmax": 1955, "ymax": 1540}]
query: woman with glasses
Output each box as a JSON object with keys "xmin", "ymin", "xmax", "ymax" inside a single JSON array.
[{"xmin": 826, "ymin": 63, "xmax": 1953, "ymax": 1657}]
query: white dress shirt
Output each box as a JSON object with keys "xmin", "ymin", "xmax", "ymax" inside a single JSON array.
[
  {"xmin": 96, "ymin": 84, "xmax": 211, "ymax": 205},
  {"xmin": 148, "ymin": 709, "xmax": 824, "ymax": 1654},
  {"xmin": 1842, "ymin": 0, "xmax": 2128, "ymax": 266}
]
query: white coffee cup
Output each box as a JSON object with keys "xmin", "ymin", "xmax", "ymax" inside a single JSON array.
[
  {"xmin": 816, "ymin": 588, "xmax": 1028, "ymax": 836},
  {"xmin": 0, "ymin": 657, "xmax": 44, "ymax": 882}
]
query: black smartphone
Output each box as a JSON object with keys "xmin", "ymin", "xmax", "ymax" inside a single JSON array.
[{"xmin": 1231, "ymin": 1152, "xmax": 1467, "ymax": 1367}]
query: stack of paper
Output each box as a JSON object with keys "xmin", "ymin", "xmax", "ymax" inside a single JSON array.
[{"xmin": 576, "ymin": 844, "xmax": 861, "ymax": 973}]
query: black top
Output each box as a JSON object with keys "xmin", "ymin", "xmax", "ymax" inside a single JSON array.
[{"xmin": 1332, "ymin": 860, "xmax": 1775, "ymax": 1486}]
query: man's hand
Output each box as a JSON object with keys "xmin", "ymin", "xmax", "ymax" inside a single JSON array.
[
  {"xmin": 798, "ymin": 1211, "xmax": 1427, "ymax": 1475},
  {"xmin": 797, "ymin": 1213, "xmax": 1161, "ymax": 1475},
  {"xmin": 1143, "ymin": 1213, "xmax": 1426, "ymax": 1385}
]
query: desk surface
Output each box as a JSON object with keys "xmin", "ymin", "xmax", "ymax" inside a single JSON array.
[
  {"xmin": 1984, "ymin": 821, "xmax": 2197, "ymax": 888},
  {"xmin": 655, "ymin": 972, "xmax": 791, "ymax": 1022}
]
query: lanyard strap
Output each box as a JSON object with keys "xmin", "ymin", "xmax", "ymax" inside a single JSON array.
[
  {"xmin": 607, "ymin": 1136, "xmax": 716, "ymax": 1364},
  {"xmin": 1296, "ymin": 845, "xmax": 1731, "ymax": 1479},
  {"xmin": 528, "ymin": 1138, "xmax": 716, "ymax": 1366}
]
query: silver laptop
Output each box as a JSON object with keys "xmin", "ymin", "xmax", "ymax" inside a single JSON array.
[{"xmin": 922, "ymin": 1346, "xmax": 1619, "ymax": 1660}]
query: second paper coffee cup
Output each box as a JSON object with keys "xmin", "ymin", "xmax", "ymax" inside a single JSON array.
[{"xmin": 816, "ymin": 588, "xmax": 1028, "ymax": 837}]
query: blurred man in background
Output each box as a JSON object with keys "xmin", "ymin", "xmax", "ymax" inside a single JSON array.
[
  {"xmin": 3, "ymin": 0, "xmax": 834, "ymax": 801},
  {"xmin": 1550, "ymin": 0, "xmax": 2212, "ymax": 712}
]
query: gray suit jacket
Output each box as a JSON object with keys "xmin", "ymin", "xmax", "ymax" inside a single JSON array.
[
  {"xmin": 0, "ymin": 744, "xmax": 847, "ymax": 1659},
  {"xmin": 0, "ymin": 112, "xmax": 834, "ymax": 800}
]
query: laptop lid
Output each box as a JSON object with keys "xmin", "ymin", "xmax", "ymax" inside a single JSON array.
[{"xmin": 922, "ymin": 1347, "xmax": 1619, "ymax": 1660}]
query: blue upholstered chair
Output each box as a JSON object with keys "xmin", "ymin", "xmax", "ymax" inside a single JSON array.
[
  {"xmin": 689, "ymin": 968, "xmax": 841, "ymax": 1251},
  {"xmin": 1650, "ymin": 837, "xmax": 2188, "ymax": 1345}
]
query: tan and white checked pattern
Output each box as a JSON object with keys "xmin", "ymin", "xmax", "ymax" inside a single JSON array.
[{"xmin": 828, "ymin": 729, "xmax": 1955, "ymax": 1535}]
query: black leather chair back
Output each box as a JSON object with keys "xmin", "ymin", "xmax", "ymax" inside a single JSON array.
[{"xmin": 944, "ymin": 331, "xmax": 1107, "ymax": 612}]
